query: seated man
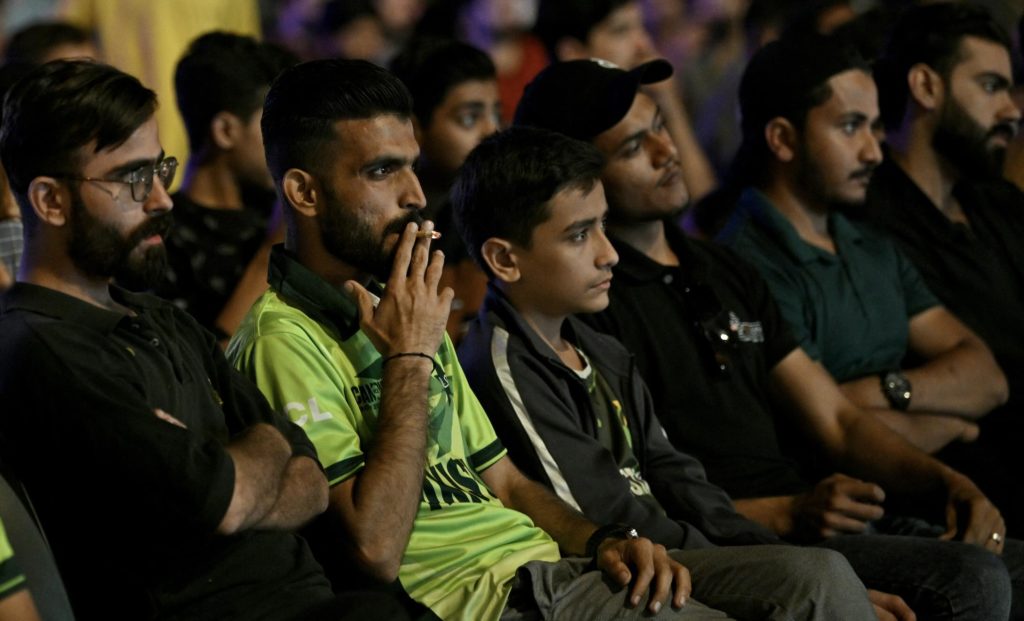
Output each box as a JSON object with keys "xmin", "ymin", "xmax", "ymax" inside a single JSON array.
[
  {"xmin": 511, "ymin": 56, "xmax": 1024, "ymax": 618},
  {"xmin": 866, "ymin": 2, "xmax": 1024, "ymax": 532},
  {"xmin": 453, "ymin": 126, "xmax": 881, "ymax": 620},
  {"xmin": 0, "ymin": 60, "xmax": 401, "ymax": 621},
  {"xmin": 389, "ymin": 37, "xmax": 500, "ymax": 342},
  {"xmin": 718, "ymin": 34, "xmax": 1009, "ymax": 469},
  {"xmin": 229, "ymin": 58, "xmax": 704, "ymax": 621},
  {"xmin": 156, "ymin": 32, "xmax": 296, "ymax": 340}
]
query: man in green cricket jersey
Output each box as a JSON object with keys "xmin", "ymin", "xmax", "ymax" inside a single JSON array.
[{"xmin": 229, "ymin": 58, "xmax": 717, "ymax": 621}]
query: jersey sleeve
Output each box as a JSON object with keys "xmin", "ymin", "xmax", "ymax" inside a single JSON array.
[
  {"xmin": 0, "ymin": 522, "xmax": 25, "ymax": 600},
  {"xmin": 232, "ymin": 327, "xmax": 367, "ymax": 485},
  {"xmin": 895, "ymin": 244, "xmax": 940, "ymax": 318}
]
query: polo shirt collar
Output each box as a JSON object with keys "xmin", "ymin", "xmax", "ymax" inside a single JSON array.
[
  {"xmin": 610, "ymin": 218, "xmax": 708, "ymax": 285},
  {"xmin": 0, "ymin": 281, "xmax": 150, "ymax": 334},
  {"xmin": 736, "ymin": 187, "xmax": 861, "ymax": 264},
  {"xmin": 267, "ymin": 244, "xmax": 376, "ymax": 339}
]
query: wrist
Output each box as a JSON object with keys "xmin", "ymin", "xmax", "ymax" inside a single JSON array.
[
  {"xmin": 586, "ymin": 523, "xmax": 639, "ymax": 559},
  {"xmin": 880, "ymin": 370, "xmax": 912, "ymax": 411}
]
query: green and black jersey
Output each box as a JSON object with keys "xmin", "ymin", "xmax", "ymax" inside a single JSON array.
[
  {"xmin": 229, "ymin": 248, "xmax": 558, "ymax": 621},
  {"xmin": 0, "ymin": 521, "xmax": 26, "ymax": 601}
]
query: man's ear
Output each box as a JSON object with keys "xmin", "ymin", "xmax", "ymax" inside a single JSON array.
[
  {"xmin": 907, "ymin": 63, "xmax": 943, "ymax": 112},
  {"xmin": 481, "ymin": 237, "xmax": 520, "ymax": 283},
  {"xmin": 26, "ymin": 177, "xmax": 68, "ymax": 227},
  {"xmin": 555, "ymin": 37, "xmax": 588, "ymax": 61},
  {"xmin": 210, "ymin": 111, "xmax": 242, "ymax": 150},
  {"xmin": 765, "ymin": 117, "xmax": 798, "ymax": 163},
  {"xmin": 281, "ymin": 168, "xmax": 318, "ymax": 218}
]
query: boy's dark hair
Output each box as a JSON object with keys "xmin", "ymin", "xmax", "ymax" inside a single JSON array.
[
  {"xmin": 261, "ymin": 58, "xmax": 413, "ymax": 182},
  {"xmin": 452, "ymin": 126, "xmax": 604, "ymax": 278},
  {"xmin": 534, "ymin": 0, "xmax": 632, "ymax": 60},
  {"xmin": 389, "ymin": 37, "xmax": 496, "ymax": 129},
  {"xmin": 0, "ymin": 60, "xmax": 156, "ymax": 230},
  {"xmin": 3, "ymin": 21, "xmax": 91, "ymax": 65},
  {"xmin": 736, "ymin": 34, "xmax": 868, "ymax": 185},
  {"xmin": 175, "ymin": 31, "xmax": 298, "ymax": 152},
  {"xmin": 876, "ymin": 2, "xmax": 1010, "ymax": 131}
]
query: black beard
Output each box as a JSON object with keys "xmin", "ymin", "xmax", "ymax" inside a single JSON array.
[
  {"xmin": 318, "ymin": 184, "xmax": 424, "ymax": 282},
  {"xmin": 933, "ymin": 96, "xmax": 1009, "ymax": 181},
  {"xmin": 67, "ymin": 187, "xmax": 172, "ymax": 290}
]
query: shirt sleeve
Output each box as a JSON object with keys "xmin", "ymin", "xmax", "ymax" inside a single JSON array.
[
  {"xmin": 232, "ymin": 327, "xmax": 367, "ymax": 486},
  {"xmin": 894, "ymin": 244, "xmax": 940, "ymax": 319},
  {"xmin": 727, "ymin": 249, "xmax": 800, "ymax": 368},
  {"xmin": 739, "ymin": 249, "xmax": 821, "ymax": 362}
]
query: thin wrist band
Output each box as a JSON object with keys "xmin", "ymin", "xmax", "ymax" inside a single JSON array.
[{"xmin": 382, "ymin": 352, "xmax": 452, "ymax": 399}]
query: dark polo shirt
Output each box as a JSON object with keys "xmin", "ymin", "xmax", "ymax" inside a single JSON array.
[
  {"xmin": 865, "ymin": 159, "xmax": 1024, "ymax": 397},
  {"xmin": 0, "ymin": 283, "xmax": 332, "ymax": 621},
  {"xmin": 582, "ymin": 222, "xmax": 807, "ymax": 499},
  {"xmin": 718, "ymin": 189, "xmax": 938, "ymax": 382}
]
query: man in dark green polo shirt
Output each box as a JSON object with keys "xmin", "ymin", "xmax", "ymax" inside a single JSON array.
[{"xmin": 718, "ymin": 35, "xmax": 1008, "ymax": 459}]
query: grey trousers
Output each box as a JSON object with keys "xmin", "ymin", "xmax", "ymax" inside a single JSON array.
[{"xmin": 502, "ymin": 545, "xmax": 876, "ymax": 620}]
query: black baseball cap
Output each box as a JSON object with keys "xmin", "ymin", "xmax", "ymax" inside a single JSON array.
[{"xmin": 514, "ymin": 58, "xmax": 673, "ymax": 141}]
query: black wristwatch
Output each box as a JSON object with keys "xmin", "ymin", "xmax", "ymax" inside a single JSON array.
[
  {"xmin": 586, "ymin": 523, "xmax": 640, "ymax": 558},
  {"xmin": 881, "ymin": 370, "xmax": 912, "ymax": 411}
]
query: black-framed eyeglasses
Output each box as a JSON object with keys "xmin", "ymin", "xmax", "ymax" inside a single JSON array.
[{"xmin": 57, "ymin": 156, "xmax": 178, "ymax": 203}]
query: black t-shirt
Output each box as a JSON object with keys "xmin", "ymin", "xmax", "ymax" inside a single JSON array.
[
  {"xmin": 0, "ymin": 283, "xmax": 331, "ymax": 620},
  {"xmin": 582, "ymin": 223, "xmax": 807, "ymax": 499},
  {"xmin": 157, "ymin": 190, "xmax": 273, "ymax": 334},
  {"xmin": 865, "ymin": 159, "xmax": 1024, "ymax": 402}
]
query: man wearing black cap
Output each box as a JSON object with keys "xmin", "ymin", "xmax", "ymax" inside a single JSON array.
[{"xmin": 513, "ymin": 53, "xmax": 1023, "ymax": 619}]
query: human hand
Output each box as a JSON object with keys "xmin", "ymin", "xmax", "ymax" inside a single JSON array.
[
  {"xmin": 595, "ymin": 536, "xmax": 690, "ymax": 615},
  {"xmin": 868, "ymin": 589, "xmax": 916, "ymax": 621},
  {"xmin": 940, "ymin": 470, "xmax": 1005, "ymax": 554},
  {"xmin": 346, "ymin": 221, "xmax": 453, "ymax": 358},
  {"xmin": 791, "ymin": 473, "xmax": 885, "ymax": 540}
]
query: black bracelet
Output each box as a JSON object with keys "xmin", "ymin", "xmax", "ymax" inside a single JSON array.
[
  {"xmin": 381, "ymin": 352, "xmax": 453, "ymax": 403},
  {"xmin": 382, "ymin": 352, "xmax": 435, "ymax": 366},
  {"xmin": 585, "ymin": 523, "xmax": 640, "ymax": 559}
]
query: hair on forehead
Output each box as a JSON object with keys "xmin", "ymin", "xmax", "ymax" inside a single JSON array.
[
  {"xmin": 452, "ymin": 126, "xmax": 605, "ymax": 279},
  {"xmin": 261, "ymin": 58, "xmax": 413, "ymax": 180},
  {"xmin": 0, "ymin": 60, "xmax": 156, "ymax": 231}
]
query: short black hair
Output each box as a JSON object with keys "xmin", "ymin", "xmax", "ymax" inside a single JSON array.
[
  {"xmin": 389, "ymin": 37, "xmax": 496, "ymax": 129},
  {"xmin": 736, "ymin": 34, "xmax": 868, "ymax": 185},
  {"xmin": 261, "ymin": 58, "xmax": 413, "ymax": 182},
  {"xmin": 3, "ymin": 21, "xmax": 91, "ymax": 65},
  {"xmin": 534, "ymin": 0, "xmax": 633, "ymax": 60},
  {"xmin": 0, "ymin": 60, "xmax": 156, "ymax": 229},
  {"xmin": 452, "ymin": 126, "xmax": 604, "ymax": 278},
  {"xmin": 876, "ymin": 2, "xmax": 1011, "ymax": 131},
  {"xmin": 175, "ymin": 31, "xmax": 298, "ymax": 152}
]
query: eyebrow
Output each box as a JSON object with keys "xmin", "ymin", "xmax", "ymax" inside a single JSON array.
[
  {"xmin": 360, "ymin": 154, "xmax": 417, "ymax": 174},
  {"xmin": 103, "ymin": 151, "xmax": 164, "ymax": 178},
  {"xmin": 561, "ymin": 210, "xmax": 608, "ymax": 234}
]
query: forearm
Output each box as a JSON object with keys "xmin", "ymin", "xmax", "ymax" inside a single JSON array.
[
  {"xmin": 841, "ymin": 348, "xmax": 1007, "ymax": 417},
  {"xmin": 733, "ymin": 496, "xmax": 796, "ymax": 537},
  {"xmin": 867, "ymin": 409, "xmax": 977, "ymax": 454},
  {"xmin": 338, "ymin": 358, "xmax": 431, "ymax": 578},
  {"xmin": 252, "ymin": 455, "xmax": 328, "ymax": 529},
  {"xmin": 502, "ymin": 471, "xmax": 597, "ymax": 556},
  {"xmin": 902, "ymin": 344, "xmax": 1007, "ymax": 416},
  {"xmin": 219, "ymin": 423, "xmax": 293, "ymax": 534},
  {"xmin": 835, "ymin": 407, "xmax": 956, "ymax": 494}
]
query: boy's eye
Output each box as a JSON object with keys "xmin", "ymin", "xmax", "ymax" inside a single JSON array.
[
  {"xmin": 457, "ymin": 112, "xmax": 479, "ymax": 129},
  {"xmin": 622, "ymin": 141, "xmax": 642, "ymax": 157},
  {"xmin": 369, "ymin": 165, "xmax": 393, "ymax": 179},
  {"xmin": 569, "ymin": 229, "xmax": 588, "ymax": 243},
  {"xmin": 841, "ymin": 121, "xmax": 859, "ymax": 135}
]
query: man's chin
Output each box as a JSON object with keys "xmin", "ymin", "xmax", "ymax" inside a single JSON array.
[{"xmin": 115, "ymin": 247, "xmax": 168, "ymax": 291}]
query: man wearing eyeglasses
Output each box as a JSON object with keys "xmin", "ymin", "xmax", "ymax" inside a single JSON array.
[{"xmin": 0, "ymin": 60, "xmax": 398, "ymax": 620}]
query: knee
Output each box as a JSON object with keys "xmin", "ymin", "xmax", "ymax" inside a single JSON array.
[
  {"xmin": 944, "ymin": 545, "xmax": 1011, "ymax": 617},
  {"xmin": 777, "ymin": 547, "xmax": 862, "ymax": 590}
]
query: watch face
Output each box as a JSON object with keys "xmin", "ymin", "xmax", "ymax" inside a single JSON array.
[{"xmin": 883, "ymin": 372, "xmax": 911, "ymax": 409}]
